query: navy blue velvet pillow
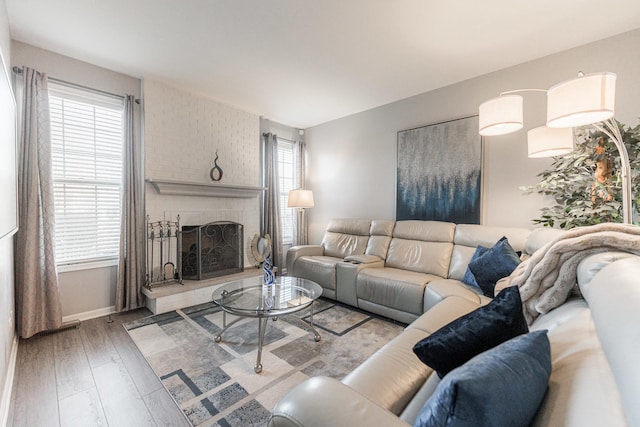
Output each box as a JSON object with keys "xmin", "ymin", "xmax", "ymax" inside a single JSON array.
[
  {"xmin": 468, "ymin": 236, "xmax": 521, "ymax": 297},
  {"xmin": 413, "ymin": 330, "xmax": 551, "ymax": 427},
  {"xmin": 461, "ymin": 245, "xmax": 488, "ymax": 288},
  {"xmin": 412, "ymin": 286, "xmax": 528, "ymax": 378}
]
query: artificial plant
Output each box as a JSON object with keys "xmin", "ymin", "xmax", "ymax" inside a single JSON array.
[{"xmin": 521, "ymin": 120, "xmax": 640, "ymax": 229}]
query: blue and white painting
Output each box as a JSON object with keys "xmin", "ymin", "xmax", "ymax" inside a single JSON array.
[{"xmin": 396, "ymin": 116, "xmax": 482, "ymax": 224}]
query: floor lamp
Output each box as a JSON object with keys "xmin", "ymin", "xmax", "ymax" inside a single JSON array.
[
  {"xmin": 287, "ymin": 189, "xmax": 314, "ymax": 209},
  {"xmin": 288, "ymin": 189, "xmax": 314, "ymax": 245},
  {"xmin": 479, "ymin": 72, "xmax": 633, "ymax": 225}
]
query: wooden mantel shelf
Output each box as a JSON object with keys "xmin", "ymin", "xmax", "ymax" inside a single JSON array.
[{"xmin": 146, "ymin": 179, "xmax": 266, "ymax": 198}]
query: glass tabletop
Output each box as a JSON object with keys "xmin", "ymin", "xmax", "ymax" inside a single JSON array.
[{"xmin": 211, "ymin": 276, "xmax": 322, "ymax": 315}]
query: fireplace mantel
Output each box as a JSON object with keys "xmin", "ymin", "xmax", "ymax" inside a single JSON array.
[{"xmin": 146, "ymin": 179, "xmax": 266, "ymax": 198}]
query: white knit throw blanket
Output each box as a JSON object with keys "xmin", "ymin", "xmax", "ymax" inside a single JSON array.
[{"xmin": 497, "ymin": 223, "xmax": 640, "ymax": 324}]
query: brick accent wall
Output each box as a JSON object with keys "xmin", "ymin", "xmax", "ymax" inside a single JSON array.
[{"xmin": 144, "ymin": 79, "xmax": 261, "ymax": 268}]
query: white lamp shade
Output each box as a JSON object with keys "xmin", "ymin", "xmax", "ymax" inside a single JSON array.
[
  {"xmin": 527, "ymin": 126, "xmax": 574, "ymax": 158},
  {"xmin": 478, "ymin": 95, "xmax": 523, "ymax": 136},
  {"xmin": 547, "ymin": 72, "xmax": 616, "ymax": 128},
  {"xmin": 287, "ymin": 189, "xmax": 314, "ymax": 208}
]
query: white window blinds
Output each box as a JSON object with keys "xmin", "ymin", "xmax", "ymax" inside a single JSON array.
[
  {"xmin": 49, "ymin": 83, "xmax": 124, "ymax": 265},
  {"xmin": 277, "ymin": 138, "xmax": 296, "ymax": 245}
]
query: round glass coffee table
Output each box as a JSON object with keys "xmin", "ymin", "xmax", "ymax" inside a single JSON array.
[{"xmin": 211, "ymin": 276, "xmax": 322, "ymax": 373}]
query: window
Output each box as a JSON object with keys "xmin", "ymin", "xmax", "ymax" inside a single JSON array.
[
  {"xmin": 277, "ymin": 138, "xmax": 296, "ymax": 245},
  {"xmin": 49, "ymin": 83, "xmax": 124, "ymax": 265}
]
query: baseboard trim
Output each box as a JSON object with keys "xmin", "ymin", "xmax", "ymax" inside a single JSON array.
[
  {"xmin": 62, "ymin": 306, "xmax": 117, "ymax": 323},
  {"xmin": 1, "ymin": 334, "xmax": 18, "ymax": 427}
]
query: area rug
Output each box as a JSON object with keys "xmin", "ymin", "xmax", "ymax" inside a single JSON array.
[{"xmin": 125, "ymin": 299, "xmax": 405, "ymax": 426}]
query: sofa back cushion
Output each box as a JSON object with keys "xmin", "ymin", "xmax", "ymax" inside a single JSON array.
[
  {"xmin": 524, "ymin": 227, "xmax": 564, "ymax": 255},
  {"xmin": 322, "ymin": 218, "xmax": 371, "ymax": 258},
  {"xmin": 365, "ymin": 220, "xmax": 395, "ymax": 260},
  {"xmin": 448, "ymin": 224, "xmax": 532, "ymax": 281},
  {"xmin": 386, "ymin": 221, "xmax": 455, "ymax": 276}
]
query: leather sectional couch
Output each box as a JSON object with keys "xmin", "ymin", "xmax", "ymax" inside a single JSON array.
[
  {"xmin": 286, "ymin": 218, "xmax": 554, "ymax": 323},
  {"xmin": 270, "ymin": 252, "xmax": 639, "ymax": 426},
  {"xmin": 272, "ymin": 219, "xmax": 640, "ymax": 426}
]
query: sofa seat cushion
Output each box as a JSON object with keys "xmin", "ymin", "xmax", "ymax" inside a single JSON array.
[
  {"xmin": 343, "ymin": 294, "xmax": 484, "ymax": 417},
  {"xmin": 342, "ymin": 327, "xmax": 434, "ymax": 415},
  {"xmin": 356, "ymin": 267, "xmax": 440, "ymax": 315},
  {"xmin": 529, "ymin": 299, "xmax": 627, "ymax": 427},
  {"xmin": 294, "ymin": 255, "xmax": 343, "ymax": 291}
]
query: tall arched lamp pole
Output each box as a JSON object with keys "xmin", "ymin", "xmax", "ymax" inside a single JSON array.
[{"xmin": 479, "ymin": 72, "xmax": 633, "ymax": 225}]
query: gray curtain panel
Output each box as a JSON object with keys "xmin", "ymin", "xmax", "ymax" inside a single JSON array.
[
  {"xmin": 15, "ymin": 67, "xmax": 62, "ymax": 339},
  {"xmin": 262, "ymin": 132, "xmax": 283, "ymax": 273},
  {"xmin": 294, "ymin": 136, "xmax": 309, "ymax": 245},
  {"xmin": 116, "ymin": 95, "xmax": 145, "ymax": 311}
]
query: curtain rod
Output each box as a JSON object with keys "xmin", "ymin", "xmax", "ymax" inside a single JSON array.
[{"xmin": 12, "ymin": 66, "xmax": 140, "ymax": 104}]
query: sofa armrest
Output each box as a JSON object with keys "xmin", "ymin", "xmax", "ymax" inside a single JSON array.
[
  {"xmin": 269, "ymin": 376, "xmax": 410, "ymax": 427},
  {"xmin": 336, "ymin": 260, "xmax": 385, "ymax": 306},
  {"xmin": 586, "ymin": 257, "xmax": 640, "ymax": 427},
  {"xmin": 423, "ymin": 279, "xmax": 488, "ymax": 313},
  {"xmin": 286, "ymin": 245, "xmax": 324, "ymax": 275}
]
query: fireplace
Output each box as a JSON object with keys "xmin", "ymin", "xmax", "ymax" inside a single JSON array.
[{"xmin": 181, "ymin": 221, "xmax": 244, "ymax": 280}]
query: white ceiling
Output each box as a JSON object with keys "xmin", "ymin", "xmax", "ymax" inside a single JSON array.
[{"xmin": 6, "ymin": 0, "xmax": 640, "ymax": 128}]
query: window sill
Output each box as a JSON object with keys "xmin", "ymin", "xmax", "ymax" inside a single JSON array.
[{"xmin": 57, "ymin": 258, "xmax": 119, "ymax": 273}]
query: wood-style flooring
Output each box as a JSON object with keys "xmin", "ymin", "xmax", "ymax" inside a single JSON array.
[{"xmin": 8, "ymin": 308, "xmax": 191, "ymax": 427}]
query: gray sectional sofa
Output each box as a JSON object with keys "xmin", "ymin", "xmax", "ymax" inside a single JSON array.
[
  {"xmin": 270, "ymin": 252, "xmax": 640, "ymax": 427},
  {"xmin": 272, "ymin": 219, "xmax": 640, "ymax": 427},
  {"xmin": 287, "ymin": 218, "xmax": 552, "ymax": 323}
]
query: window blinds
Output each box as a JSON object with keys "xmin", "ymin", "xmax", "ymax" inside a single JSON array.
[
  {"xmin": 49, "ymin": 83, "xmax": 124, "ymax": 265},
  {"xmin": 277, "ymin": 138, "xmax": 296, "ymax": 245}
]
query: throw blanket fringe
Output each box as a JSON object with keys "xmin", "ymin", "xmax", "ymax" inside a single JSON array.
[{"xmin": 497, "ymin": 223, "xmax": 640, "ymax": 324}]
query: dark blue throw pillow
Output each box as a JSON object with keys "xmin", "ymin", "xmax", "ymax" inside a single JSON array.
[
  {"xmin": 461, "ymin": 245, "xmax": 488, "ymax": 288},
  {"xmin": 412, "ymin": 286, "xmax": 528, "ymax": 378},
  {"xmin": 468, "ymin": 236, "xmax": 521, "ymax": 297},
  {"xmin": 413, "ymin": 330, "xmax": 552, "ymax": 427}
]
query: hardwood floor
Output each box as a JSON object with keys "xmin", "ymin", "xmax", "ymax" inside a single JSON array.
[{"xmin": 8, "ymin": 309, "xmax": 191, "ymax": 427}]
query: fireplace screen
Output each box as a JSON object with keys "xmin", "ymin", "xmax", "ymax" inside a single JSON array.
[{"xmin": 181, "ymin": 221, "xmax": 244, "ymax": 280}]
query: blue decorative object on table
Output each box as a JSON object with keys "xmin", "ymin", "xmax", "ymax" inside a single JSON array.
[
  {"xmin": 263, "ymin": 252, "xmax": 274, "ymax": 285},
  {"xmin": 263, "ymin": 282, "xmax": 275, "ymax": 308},
  {"xmin": 262, "ymin": 248, "xmax": 275, "ymax": 307}
]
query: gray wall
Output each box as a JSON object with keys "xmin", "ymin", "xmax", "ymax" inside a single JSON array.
[
  {"xmin": 0, "ymin": 0, "xmax": 15, "ymax": 419},
  {"xmin": 11, "ymin": 41, "xmax": 142, "ymax": 320},
  {"xmin": 305, "ymin": 29, "xmax": 640, "ymax": 243}
]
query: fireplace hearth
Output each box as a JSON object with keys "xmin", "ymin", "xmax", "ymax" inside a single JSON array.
[{"xmin": 181, "ymin": 221, "xmax": 244, "ymax": 280}]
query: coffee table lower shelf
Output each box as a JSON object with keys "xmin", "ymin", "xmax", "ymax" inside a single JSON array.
[{"xmin": 214, "ymin": 302, "xmax": 321, "ymax": 373}]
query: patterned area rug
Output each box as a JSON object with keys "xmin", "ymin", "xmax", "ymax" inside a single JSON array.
[{"xmin": 125, "ymin": 299, "xmax": 404, "ymax": 426}]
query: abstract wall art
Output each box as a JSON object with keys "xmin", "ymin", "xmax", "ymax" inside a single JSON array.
[{"xmin": 396, "ymin": 116, "xmax": 482, "ymax": 224}]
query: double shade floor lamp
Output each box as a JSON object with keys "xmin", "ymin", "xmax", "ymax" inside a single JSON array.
[{"xmin": 479, "ymin": 72, "xmax": 633, "ymax": 224}]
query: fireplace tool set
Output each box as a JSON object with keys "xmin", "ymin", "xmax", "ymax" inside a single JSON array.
[{"xmin": 145, "ymin": 215, "xmax": 183, "ymax": 289}]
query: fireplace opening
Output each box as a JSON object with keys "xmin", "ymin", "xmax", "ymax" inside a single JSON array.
[{"xmin": 181, "ymin": 221, "xmax": 244, "ymax": 280}]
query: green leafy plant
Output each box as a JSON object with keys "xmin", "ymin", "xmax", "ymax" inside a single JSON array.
[{"xmin": 520, "ymin": 120, "xmax": 640, "ymax": 229}]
